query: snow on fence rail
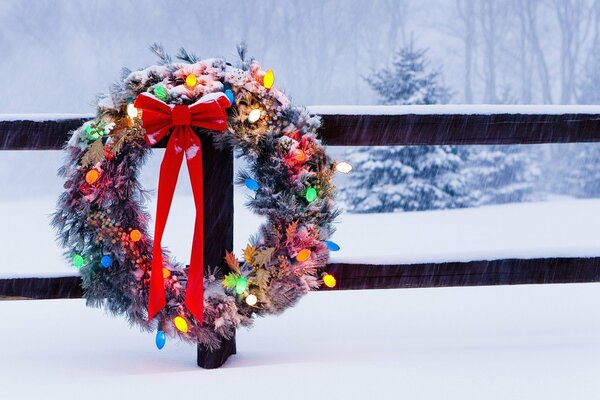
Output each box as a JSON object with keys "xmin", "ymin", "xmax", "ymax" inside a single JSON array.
[{"xmin": 2, "ymin": 107, "xmax": 600, "ymax": 299}]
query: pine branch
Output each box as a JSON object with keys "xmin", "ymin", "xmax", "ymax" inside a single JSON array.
[
  {"xmin": 176, "ymin": 47, "xmax": 199, "ymax": 64},
  {"xmin": 237, "ymin": 41, "xmax": 247, "ymax": 62},
  {"xmin": 150, "ymin": 43, "xmax": 171, "ymax": 65}
]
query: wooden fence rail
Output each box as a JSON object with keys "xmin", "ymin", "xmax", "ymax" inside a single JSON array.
[{"xmin": 2, "ymin": 106, "xmax": 600, "ymax": 299}]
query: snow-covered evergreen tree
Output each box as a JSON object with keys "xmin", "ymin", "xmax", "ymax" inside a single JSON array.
[
  {"xmin": 559, "ymin": 144, "xmax": 600, "ymax": 198},
  {"xmin": 344, "ymin": 145, "xmax": 469, "ymax": 212},
  {"xmin": 463, "ymin": 145, "xmax": 542, "ymax": 206},
  {"xmin": 341, "ymin": 45, "xmax": 467, "ymax": 213},
  {"xmin": 364, "ymin": 46, "xmax": 450, "ymax": 105}
]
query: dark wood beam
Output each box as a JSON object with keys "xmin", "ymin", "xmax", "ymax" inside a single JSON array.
[
  {"xmin": 4, "ymin": 112, "xmax": 600, "ymax": 150},
  {"xmin": 4, "ymin": 257, "xmax": 599, "ymax": 299},
  {"xmin": 319, "ymin": 113, "xmax": 600, "ymax": 146}
]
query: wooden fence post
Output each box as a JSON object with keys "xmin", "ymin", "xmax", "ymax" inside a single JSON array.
[{"xmin": 196, "ymin": 133, "xmax": 235, "ymax": 368}]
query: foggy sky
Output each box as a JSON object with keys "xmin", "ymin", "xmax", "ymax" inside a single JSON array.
[{"xmin": 0, "ymin": 0, "xmax": 596, "ymax": 113}]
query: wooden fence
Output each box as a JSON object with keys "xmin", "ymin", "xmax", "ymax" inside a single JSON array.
[{"xmin": 2, "ymin": 105, "xmax": 600, "ymax": 299}]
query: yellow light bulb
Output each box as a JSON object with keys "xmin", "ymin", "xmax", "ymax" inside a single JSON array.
[
  {"xmin": 248, "ymin": 109, "xmax": 261, "ymax": 123},
  {"xmin": 246, "ymin": 294, "xmax": 258, "ymax": 306},
  {"xmin": 263, "ymin": 69, "xmax": 275, "ymax": 89},
  {"xmin": 162, "ymin": 268, "xmax": 171, "ymax": 279},
  {"xmin": 323, "ymin": 274, "xmax": 336, "ymax": 288},
  {"xmin": 335, "ymin": 161, "xmax": 353, "ymax": 174},
  {"xmin": 185, "ymin": 74, "xmax": 197, "ymax": 88},
  {"xmin": 173, "ymin": 316, "xmax": 189, "ymax": 333},
  {"xmin": 126, "ymin": 103, "xmax": 138, "ymax": 119}
]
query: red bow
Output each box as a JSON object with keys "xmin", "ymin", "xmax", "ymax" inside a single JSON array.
[{"xmin": 134, "ymin": 92, "xmax": 231, "ymax": 324}]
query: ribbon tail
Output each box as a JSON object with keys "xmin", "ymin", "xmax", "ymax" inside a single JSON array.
[
  {"xmin": 148, "ymin": 132, "xmax": 184, "ymax": 322},
  {"xmin": 184, "ymin": 129, "xmax": 205, "ymax": 323}
]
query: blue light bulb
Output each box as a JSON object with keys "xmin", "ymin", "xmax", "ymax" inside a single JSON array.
[
  {"xmin": 224, "ymin": 89, "xmax": 234, "ymax": 104},
  {"xmin": 245, "ymin": 178, "xmax": 259, "ymax": 191},
  {"xmin": 155, "ymin": 330, "xmax": 166, "ymax": 350},
  {"xmin": 326, "ymin": 241, "xmax": 340, "ymax": 251},
  {"xmin": 100, "ymin": 255, "xmax": 113, "ymax": 268}
]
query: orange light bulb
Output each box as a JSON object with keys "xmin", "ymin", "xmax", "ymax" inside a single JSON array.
[
  {"xmin": 295, "ymin": 150, "xmax": 306, "ymax": 162},
  {"xmin": 130, "ymin": 229, "xmax": 142, "ymax": 242},
  {"xmin": 85, "ymin": 169, "xmax": 100, "ymax": 184},
  {"xmin": 296, "ymin": 249, "xmax": 311, "ymax": 262}
]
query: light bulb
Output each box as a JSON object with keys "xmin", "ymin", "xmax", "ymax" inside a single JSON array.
[
  {"xmin": 127, "ymin": 103, "xmax": 138, "ymax": 119},
  {"xmin": 100, "ymin": 255, "xmax": 113, "ymax": 268},
  {"xmin": 244, "ymin": 178, "xmax": 260, "ymax": 191},
  {"xmin": 263, "ymin": 69, "xmax": 275, "ymax": 89},
  {"xmin": 155, "ymin": 330, "xmax": 166, "ymax": 350},
  {"xmin": 335, "ymin": 161, "xmax": 353, "ymax": 174},
  {"xmin": 130, "ymin": 229, "xmax": 142, "ymax": 242},
  {"xmin": 296, "ymin": 249, "xmax": 311, "ymax": 262},
  {"xmin": 305, "ymin": 187, "xmax": 317, "ymax": 202},
  {"xmin": 85, "ymin": 169, "xmax": 100, "ymax": 185},
  {"xmin": 235, "ymin": 277, "xmax": 248, "ymax": 295},
  {"xmin": 246, "ymin": 294, "xmax": 258, "ymax": 306},
  {"xmin": 72, "ymin": 254, "xmax": 84, "ymax": 269},
  {"xmin": 173, "ymin": 316, "xmax": 189, "ymax": 333},
  {"xmin": 323, "ymin": 274, "xmax": 336, "ymax": 288},
  {"xmin": 248, "ymin": 109, "xmax": 261, "ymax": 123},
  {"xmin": 185, "ymin": 74, "xmax": 197, "ymax": 88}
]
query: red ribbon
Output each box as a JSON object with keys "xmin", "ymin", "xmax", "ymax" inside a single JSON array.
[{"xmin": 134, "ymin": 92, "xmax": 231, "ymax": 324}]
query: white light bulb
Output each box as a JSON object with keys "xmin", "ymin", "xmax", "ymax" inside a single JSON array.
[
  {"xmin": 245, "ymin": 294, "xmax": 258, "ymax": 306},
  {"xmin": 127, "ymin": 103, "xmax": 138, "ymax": 119},
  {"xmin": 335, "ymin": 161, "xmax": 353, "ymax": 174},
  {"xmin": 248, "ymin": 109, "xmax": 261, "ymax": 123}
]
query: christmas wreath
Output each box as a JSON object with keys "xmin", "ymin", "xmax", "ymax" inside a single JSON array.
[{"xmin": 52, "ymin": 45, "xmax": 340, "ymax": 350}]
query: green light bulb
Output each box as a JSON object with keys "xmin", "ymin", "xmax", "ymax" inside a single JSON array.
[
  {"xmin": 305, "ymin": 187, "xmax": 317, "ymax": 202},
  {"xmin": 154, "ymin": 86, "xmax": 167, "ymax": 101},
  {"xmin": 235, "ymin": 277, "xmax": 248, "ymax": 295},
  {"xmin": 72, "ymin": 254, "xmax": 84, "ymax": 269}
]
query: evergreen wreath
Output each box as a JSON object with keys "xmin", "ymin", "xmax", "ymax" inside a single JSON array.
[{"xmin": 52, "ymin": 45, "xmax": 340, "ymax": 350}]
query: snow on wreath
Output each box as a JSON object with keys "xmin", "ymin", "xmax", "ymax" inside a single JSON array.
[{"xmin": 52, "ymin": 44, "xmax": 342, "ymax": 352}]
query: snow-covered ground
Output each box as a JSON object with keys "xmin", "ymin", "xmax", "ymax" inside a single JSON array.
[
  {"xmin": 1, "ymin": 193, "xmax": 600, "ymax": 278},
  {"xmin": 2, "ymin": 283, "xmax": 600, "ymax": 399}
]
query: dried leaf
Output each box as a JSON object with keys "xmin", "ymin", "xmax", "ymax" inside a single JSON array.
[
  {"xmin": 110, "ymin": 133, "xmax": 126, "ymax": 156},
  {"xmin": 285, "ymin": 221, "xmax": 298, "ymax": 245},
  {"xmin": 224, "ymin": 250, "xmax": 240, "ymax": 273},
  {"xmin": 243, "ymin": 244, "xmax": 256, "ymax": 265},
  {"xmin": 80, "ymin": 139, "xmax": 105, "ymax": 167},
  {"xmin": 253, "ymin": 247, "xmax": 276, "ymax": 268},
  {"xmin": 110, "ymin": 124, "xmax": 145, "ymax": 156},
  {"xmin": 252, "ymin": 269, "xmax": 271, "ymax": 291}
]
